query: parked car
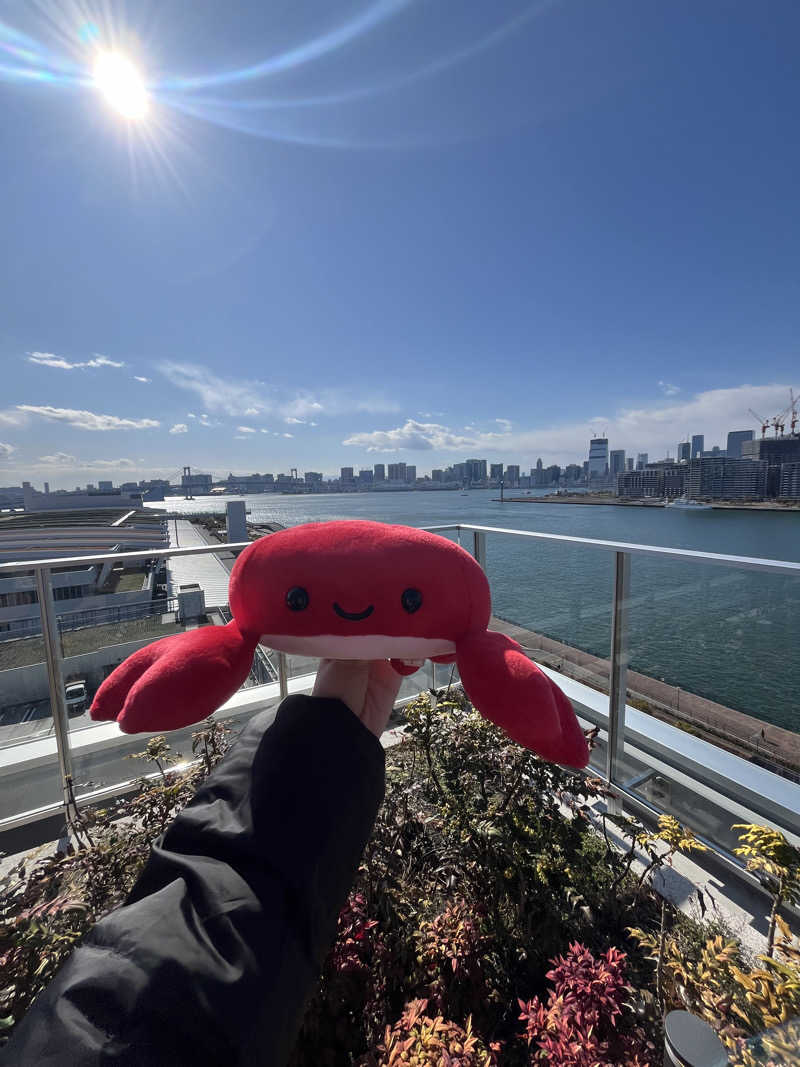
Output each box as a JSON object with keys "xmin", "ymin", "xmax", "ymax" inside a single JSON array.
[{"xmin": 65, "ymin": 680, "xmax": 87, "ymax": 717}]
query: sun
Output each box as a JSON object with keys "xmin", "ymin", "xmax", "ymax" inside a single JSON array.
[{"xmin": 93, "ymin": 52, "xmax": 149, "ymax": 119}]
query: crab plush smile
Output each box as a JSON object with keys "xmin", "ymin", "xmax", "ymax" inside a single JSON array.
[{"xmin": 90, "ymin": 520, "xmax": 589, "ymax": 768}]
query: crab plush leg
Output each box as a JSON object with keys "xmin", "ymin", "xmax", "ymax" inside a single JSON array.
[
  {"xmin": 90, "ymin": 621, "xmax": 258, "ymax": 734},
  {"xmin": 456, "ymin": 631, "xmax": 589, "ymax": 768}
]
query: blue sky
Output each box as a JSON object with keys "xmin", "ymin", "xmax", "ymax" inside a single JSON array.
[{"xmin": 1, "ymin": 0, "xmax": 798, "ymax": 488}]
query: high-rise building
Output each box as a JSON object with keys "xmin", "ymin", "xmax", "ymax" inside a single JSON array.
[
  {"xmin": 691, "ymin": 434, "xmax": 704, "ymax": 459},
  {"xmin": 779, "ymin": 463, "xmax": 800, "ymax": 499},
  {"xmin": 490, "ymin": 463, "xmax": 503, "ymax": 482},
  {"xmin": 505, "ymin": 465, "xmax": 520, "ymax": 487},
  {"xmin": 677, "ymin": 442, "xmax": 691, "ymax": 463},
  {"xmin": 358, "ymin": 469, "xmax": 373, "ymax": 484},
  {"xmin": 304, "ymin": 471, "xmax": 323, "ymax": 485},
  {"xmin": 340, "ymin": 467, "xmax": 354, "ymax": 483},
  {"xmin": 387, "ymin": 462, "xmax": 406, "ymax": 482},
  {"xmin": 625, "ymin": 457, "xmax": 634, "ymax": 472},
  {"xmin": 726, "ymin": 429, "xmax": 754, "ymax": 460},
  {"xmin": 588, "ymin": 438, "xmax": 609, "ymax": 479},
  {"xmin": 373, "ymin": 463, "xmax": 385, "ymax": 482},
  {"xmin": 432, "ymin": 469, "xmax": 444, "ymax": 482},
  {"xmin": 405, "ymin": 465, "xmax": 417, "ymax": 483},
  {"xmin": 636, "ymin": 453, "xmax": 648, "ymax": 470},
  {"xmin": 465, "ymin": 458, "xmax": 487, "ymax": 484},
  {"xmin": 564, "ymin": 464, "xmax": 583, "ymax": 482},
  {"xmin": 609, "ymin": 450, "xmax": 626, "ymax": 476}
]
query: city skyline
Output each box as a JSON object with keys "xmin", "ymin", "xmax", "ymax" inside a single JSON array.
[{"xmin": 4, "ymin": 406, "xmax": 788, "ymax": 492}]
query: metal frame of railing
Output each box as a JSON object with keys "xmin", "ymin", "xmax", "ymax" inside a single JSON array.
[{"xmin": 1, "ymin": 526, "xmax": 799, "ymax": 852}]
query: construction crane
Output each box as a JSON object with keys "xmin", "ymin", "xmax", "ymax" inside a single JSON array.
[
  {"xmin": 772, "ymin": 405, "xmax": 791, "ymax": 438},
  {"xmin": 748, "ymin": 409, "xmax": 770, "ymax": 438},
  {"xmin": 789, "ymin": 389, "xmax": 798, "ymax": 436}
]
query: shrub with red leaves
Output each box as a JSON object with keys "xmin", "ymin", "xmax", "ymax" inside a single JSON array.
[{"xmin": 518, "ymin": 942, "xmax": 656, "ymax": 1066}]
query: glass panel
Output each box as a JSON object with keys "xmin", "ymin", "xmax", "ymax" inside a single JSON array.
[
  {"xmin": 624, "ymin": 551, "xmax": 800, "ymax": 847},
  {"xmin": 483, "ymin": 534, "xmax": 615, "ymax": 704},
  {"xmin": 0, "ymin": 633, "xmax": 55, "ymax": 751}
]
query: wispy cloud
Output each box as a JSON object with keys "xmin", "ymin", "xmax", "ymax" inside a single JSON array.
[
  {"xmin": 17, "ymin": 405, "xmax": 159, "ymax": 431},
  {"xmin": 159, "ymin": 361, "xmax": 399, "ymax": 420},
  {"xmin": 658, "ymin": 380, "xmax": 681, "ymax": 397},
  {"xmin": 134, "ymin": 375, "xmax": 151, "ymax": 384},
  {"xmin": 169, "ymin": 423, "xmax": 188, "ymax": 435},
  {"xmin": 236, "ymin": 425, "xmax": 257, "ymax": 433},
  {"xmin": 495, "ymin": 417, "xmax": 512, "ymax": 431},
  {"xmin": 0, "ymin": 442, "xmax": 15, "ymax": 459},
  {"xmin": 37, "ymin": 453, "xmax": 138, "ymax": 470},
  {"xmin": 0, "ymin": 409, "xmax": 28, "ymax": 428},
  {"xmin": 28, "ymin": 352, "xmax": 125, "ymax": 370},
  {"xmin": 159, "ymin": 361, "xmax": 269, "ymax": 416},
  {"xmin": 285, "ymin": 416, "xmax": 305, "ymax": 424},
  {"xmin": 283, "ymin": 432, "xmax": 294, "ymax": 438}
]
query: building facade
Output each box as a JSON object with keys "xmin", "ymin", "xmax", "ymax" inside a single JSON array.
[
  {"xmin": 687, "ymin": 457, "xmax": 768, "ymax": 500},
  {"xmin": 726, "ymin": 429, "xmax": 754, "ymax": 459},
  {"xmin": 691, "ymin": 435, "xmax": 704, "ymax": 459},
  {"xmin": 588, "ymin": 438, "xmax": 609, "ymax": 479}
]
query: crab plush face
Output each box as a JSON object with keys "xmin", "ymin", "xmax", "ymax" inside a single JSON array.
[{"xmin": 229, "ymin": 520, "xmax": 490, "ymax": 663}]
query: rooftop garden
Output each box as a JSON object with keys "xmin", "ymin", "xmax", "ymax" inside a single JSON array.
[{"xmin": 1, "ymin": 690, "xmax": 799, "ymax": 1063}]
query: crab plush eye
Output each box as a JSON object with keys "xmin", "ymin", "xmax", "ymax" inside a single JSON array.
[
  {"xmin": 286, "ymin": 586, "xmax": 310, "ymax": 611},
  {"xmin": 401, "ymin": 588, "xmax": 423, "ymax": 614}
]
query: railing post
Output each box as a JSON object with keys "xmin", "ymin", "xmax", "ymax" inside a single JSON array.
[
  {"xmin": 34, "ymin": 566, "xmax": 76, "ymax": 819},
  {"xmin": 606, "ymin": 551, "xmax": 631, "ymax": 803},
  {"xmin": 472, "ymin": 530, "xmax": 487, "ymax": 571},
  {"xmin": 277, "ymin": 651, "xmax": 289, "ymax": 700}
]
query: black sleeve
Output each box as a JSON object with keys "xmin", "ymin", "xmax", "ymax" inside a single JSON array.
[{"xmin": 2, "ymin": 695, "xmax": 386, "ymax": 1067}]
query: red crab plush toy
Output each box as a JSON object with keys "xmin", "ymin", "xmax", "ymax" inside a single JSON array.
[{"xmin": 90, "ymin": 520, "xmax": 589, "ymax": 767}]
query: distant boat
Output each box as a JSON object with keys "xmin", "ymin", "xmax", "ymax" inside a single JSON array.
[{"xmin": 667, "ymin": 496, "xmax": 713, "ymax": 510}]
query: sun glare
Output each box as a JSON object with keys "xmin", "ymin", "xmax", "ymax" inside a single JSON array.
[{"xmin": 94, "ymin": 52, "xmax": 148, "ymax": 119}]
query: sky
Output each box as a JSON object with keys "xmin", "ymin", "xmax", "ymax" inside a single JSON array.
[{"xmin": 1, "ymin": 0, "xmax": 798, "ymax": 488}]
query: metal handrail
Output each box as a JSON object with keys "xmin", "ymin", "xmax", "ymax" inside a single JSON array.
[
  {"xmin": 0, "ymin": 541, "xmax": 253, "ymax": 575},
  {"xmin": 423, "ymin": 523, "xmax": 800, "ymax": 575}
]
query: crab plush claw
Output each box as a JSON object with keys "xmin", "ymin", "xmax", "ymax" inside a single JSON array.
[{"xmin": 91, "ymin": 520, "xmax": 589, "ymax": 768}]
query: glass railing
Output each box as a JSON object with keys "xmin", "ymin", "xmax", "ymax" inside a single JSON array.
[
  {"xmin": 2, "ymin": 526, "xmax": 799, "ymax": 874},
  {"xmin": 427, "ymin": 524, "xmax": 800, "ymax": 867}
]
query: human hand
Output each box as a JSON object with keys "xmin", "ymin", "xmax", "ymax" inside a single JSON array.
[{"xmin": 312, "ymin": 659, "xmax": 404, "ymax": 738}]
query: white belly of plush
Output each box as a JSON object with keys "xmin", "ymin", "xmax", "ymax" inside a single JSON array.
[{"xmin": 259, "ymin": 634, "xmax": 457, "ymax": 659}]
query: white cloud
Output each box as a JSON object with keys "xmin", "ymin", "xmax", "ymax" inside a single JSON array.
[
  {"xmin": 187, "ymin": 413, "xmax": 197, "ymax": 419},
  {"xmin": 283, "ymin": 432, "xmax": 294, "ymax": 438},
  {"xmin": 244, "ymin": 407, "xmax": 260, "ymax": 416},
  {"xmin": 169, "ymin": 423, "xmax": 188, "ymax": 435},
  {"xmin": 343, "ymin": 419, "xmax": 481, "ymax": 453},
  {"xmin": 0, "ymin": 441, "xmax": 15, "ymax": 459},
  {"xmin": 495, "ymin": 418, "xmax": 512, "ymax": 431},
  {"xmin": 658, "ymin": 380, "xmax": 681, "ymax": 397},
  {"xmin": 17, "ymin": 405, "xmax": 160, "ymax": 431},
  {"xmin": 285, "ymin": 416, "xmax": 305, "ymax": 424},
  {"xmin": 27, "ymin": 351, "xmax": 125, "ymax": 370},
  {"xmin": 37, "ymin": 453, "xmax": 138, "ymax": 470},
  {"xmin": 236, "ymin": 425, "xmax": 257, "ymax": 433},
  {"xmin": 134, "ymin": 375, "xmax": 151, "ymax": 384},
  {"xmin": 86, "ymin": 355, "xmax": 125, "ymax": 368},
  {"xmin": 342, "ymin": 384, "xmax": 796, "ymax": 464},
  {"xmin": 260, "ymin": 428, "xmax": 270, "ymax": 434}
]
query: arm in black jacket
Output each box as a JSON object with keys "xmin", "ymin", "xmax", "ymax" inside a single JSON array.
[{"xmin": 2, "ymin": 694, "xmax": 385, "ymax": 1066}]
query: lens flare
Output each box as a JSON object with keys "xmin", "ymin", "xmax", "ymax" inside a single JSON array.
[{"xmin": 94, "ymin": 51, "xmax": 148, "ymax": 119}]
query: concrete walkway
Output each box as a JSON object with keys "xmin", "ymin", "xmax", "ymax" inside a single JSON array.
[{"xmin": 166, "ymin": 519, "xmax": 231, "ymax": 608}]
